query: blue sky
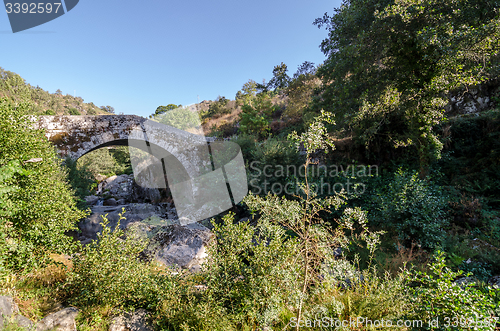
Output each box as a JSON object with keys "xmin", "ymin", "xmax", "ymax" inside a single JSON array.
[{"xmin": 1, "ymin": 0, "xmax": 340, "ymax": 118}]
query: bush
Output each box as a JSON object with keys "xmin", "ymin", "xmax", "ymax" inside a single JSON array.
[
  {"xmin": 238, "ymin": 94, "xmax": 275, "ymax": 138},
  {"xmin": 65, "ymin": 211, "xmax": 168, "ymax": 309},
  {"xmin": 68, "ymin": 107, "xmax": 81, "ymax": 115},
  {"xmin": 405, "ymin": 251, "xmax": 497, "ymax": 330},
  {"xmin": 247, "ymin": 137, "xmax": 303, "ymax": 196},
  {"xmin": 372, "ymin": 169, "xmax": 449, "ymax": 249},
  {"xmin": 0, "ymin": 97, "xmax": 85, "ymax": 273},
  {"xmin": 63, "ymin": 157, "xmax": 95, "ymax": 209},
  {"xmin": 204, "ymin": 212, "xmax": 301, "ymax": 328},
  {"xmin": 207, "ymin": 96, "xmax": 231, "ymax": 118}
]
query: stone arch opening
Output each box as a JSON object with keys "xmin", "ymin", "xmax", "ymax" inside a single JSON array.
[{"xmin": 77, "ymin": 139, "xmax": 192, "ymax": 205}]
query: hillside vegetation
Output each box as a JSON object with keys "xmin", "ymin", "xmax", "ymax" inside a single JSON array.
[{"xmin": 0, "ymin": 67, "xmax": 114, "ymax": 116}]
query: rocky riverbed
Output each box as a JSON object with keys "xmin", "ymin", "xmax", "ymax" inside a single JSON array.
[{"xmin": 78, "ymin": 174, "xmax": 214, "ymax": 272}]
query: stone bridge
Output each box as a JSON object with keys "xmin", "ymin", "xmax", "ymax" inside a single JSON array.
[
  {"xmin": 34, "ymin": 115, "xmax": 247, "ymax": 222},
  {"xmin": 34, "ymin": 115, "xmax": 210, "ymax": 178}
]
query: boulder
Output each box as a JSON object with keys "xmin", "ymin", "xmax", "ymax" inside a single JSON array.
[
  {"xmin": 104, "ymin": 198, "xmax": 118, "ymax": 206},
  {"xmin": 84, "ymin": 195, "xmax": 99, "ymax": 205},
  {"xmin": 141, "ymin": 222, "xmax": 214, "ymax": 272},
  {"xmin": 488, "ymin": 275, "xmax": 500, "ymax": 289},
  {"xmin": 97, "ymin": 174, "xmax": 133, "ymax": 201},
  {"xmin": 15, "ymin": 315, "xmax": 33, "ymax": 329},
  {"xmin": 78, "ymin": 203, "xmax": 166, "ymax": 239},
  {"xmin": 35, "ymin": 307, "xmax": 79, "ymax": 331},
  {"xmin": 0, "ymin": 296, "xmax": 19, "ymax": 327},
  {"xmin": 109, "ymin": 309, "xmax": 153, "ymax": 331},
  {"xmin": 0, "ymin": 296, "xmax": 33, "ymax": 330}
]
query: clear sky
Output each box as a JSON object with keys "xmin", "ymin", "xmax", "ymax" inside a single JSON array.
[{"xmin": 1, "ymin": 0, "xmax": 340, "ymax": 118}]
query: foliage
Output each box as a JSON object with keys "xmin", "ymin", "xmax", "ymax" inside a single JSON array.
[
  {"xmin": 63, "ymin": 157, "xmax": 95, "ymax": 209},
  {"xmin": 77, "ymin": 146, "xmax": 132, "ymax": 178},
  {"xmin": 235, "ymin": 80, "xmax": 257, "ymax": 106},
  {"xmin": 99, "ymin": 105, "xmax": 115, "ymax": 114},
  {"xmin": 0, "ymin": 67, "xmax": 109, "ymax": 115},
  {"xmin": 245, "ymin": 112, "xmax": 385, "ymax": 330},
  {"xmin": 284, "ymin": 62, "xmax": 321, "ymax": 123},
  {"xmin": 206, "ymin": 96, "xmax": 231, "ymax": 118},
  {"xmin": 436, "ymin": 109, "xmax": 500, "ymax": 204},
  {"xmin": 238, "ymin": 93, "xmax": 275, "ymax": 137},
  {"xmin": 0, "ymin": 97, "xmax": 86, "ymax": 273},
  {"xmin": 65, "ymin": 211, "xmax": 167, "ymax": 309},
  {"xmin": 68, "ymin": 107, "xmax": 81, "ymax": 115},
  {"xmin": 152, "ymin": 104, "xmax": 181, "ymax": 117},
  {"xmin": 152, "ymin": 105, "xmax": 201, "ymax": 131},
  {"xmin": 372, "ymin": 168, "xmax": 449, "ymax": 249},
  {"xmin": 204, "ymin": 212, "xmax": 301, "ymax": 328},
  {"xmin": 267, "ymin": 62, "xmax": 291, "ymax": 91},
  {"xmin": 313, "ymin": 267, "xmax": 410, "ymax": 328},
  {"xmin": 405, "ymin": 251, "xmax": 498, "ymax": 330},
  {"xmin": 314, "ymin": 0, "xmax": 500, "ymax": 176},
  {"xmin": 0, "ymin": 160, "xmax": 28, "ymax": 280},
  {"xmin": 247, "ymin": 137, "xmax": 303, "ymax": 196}
]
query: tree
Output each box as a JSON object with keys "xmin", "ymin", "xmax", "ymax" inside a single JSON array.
[
  {"xmin": 284, "ymin": 62, "xmax": 321, "ymax": 122},
  {"xmin": 238, "ymin": 93, "xmax": 274, "ymax": 138},
  {"xmin": 100, "ymin": 105, "xmax": 115, "ymax": 114},
  {"xmin": 153, "ymin": 104, "xmax": 181, "ymax": 117},
  {"xmin": 292, "ymin": 61, "xmax": 316, "ymax": 80},
  {"xmin": 235, "ymin": 80, "xmax": 257, "ymax": 105},
  {"xmin": 267, "ymin": 62, "xmax": 291, "ymax": 91},
  {"xmin": 314, "ymin": 0, "xmax": 500, "ymax": 176},
  {"xmin": 207, "ymin": 96, "xmax": 230, "ymax": 118}
]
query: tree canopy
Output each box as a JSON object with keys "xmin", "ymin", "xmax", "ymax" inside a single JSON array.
[{"xmin": 314, "ymin": 0, "xmax": 500, "ymax": 175}]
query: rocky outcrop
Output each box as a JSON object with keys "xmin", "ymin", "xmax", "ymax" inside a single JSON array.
[
  {"xmin": 446, "ymin": 81, "xmax": 500, "ymax": 115},
  {"xmin": 0, "ymin": 296, "xmax": 77, "ymax": 331},
  {"xmin": 78, "ymin": 203, "xmax": 173, "ymax": 240},
  {"xmin": 109, "ymin": 309, "xmax": 153, "ymax": 331},
  {"xmin": 96, "ymin": 175, "xmax": 134, "ymax": 201},
  {"xmin": 35, "ymin": 307, "xmax": 79, "ymax": 331},
  {"xmin": 138, "ymin": 222, "xmax": 214, "ymax": 272}
]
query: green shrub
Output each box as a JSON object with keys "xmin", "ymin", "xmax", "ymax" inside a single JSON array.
[
  {"xmin": 204, "ymin": 212, "xmax": 301, "ymax": 328},
  {"xmin": 206, "ymin": 96, "xmax": 231, "ymax": 118},
  {"xmin": 77, "ymin": 146, "xmax": 132, "ymax": 178},
  {"xmin": 66, "ymin": 211, "xmax": 168, "ymax": 309},
  {"xmin": 373, "ymin": 169, "xmax": 449, "ymax": 249},
  {"xmin": 313, "ymin": 267, "xmax": 410, "ymax": 328},
  {"xmin": 405, "ymin": 251, "xmax": 498, "ymax": 330},
  {"xmin": 68, "ymin": 107, "xmax": 80, "ymax": 115},
  {"xmin": 63, "ymin": 157, "xmax": 95, "ymax": 209},
  {"xmin": 247, "ymin": 137, "xmax": 303, "ymax": 196},
  {"xmin": 0, "ymin": 97, "xmax": 86, "ymax": 273}
]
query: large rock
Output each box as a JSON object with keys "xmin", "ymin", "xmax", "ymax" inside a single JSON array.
[
  {"xmin": 96, "ymin": 174, "xmax": 134, "ymax": 201},
  {"xmin": 0, "ymin": 296, "xmax": 33, "ymax": 330},
  {"xmin": 140, "ymin": 222, "xmax": 214, "ymax": 272},
  {"xmin": 109, "ymin": 309, "xmax": 153, "ymax": 331},
  {"xmin": 84, "ymin": 195, "xmax": 100, "ymax": 206},
  {"xmin": 78, "ymin": 203, "xmax": 167, "ymax": 239},
  {"xmin": 35, "ymin": 307, "xmax": 79, "ymax": 331},
  {"xmin": 0, "ymin": 296, "xmax": 19, "ymax": 327}
]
